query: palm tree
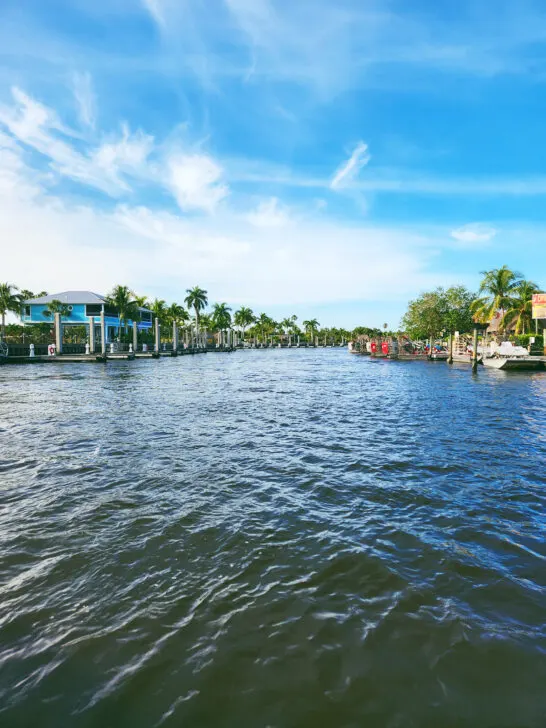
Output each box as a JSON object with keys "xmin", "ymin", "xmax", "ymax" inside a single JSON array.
[
  {"xmin": 20, "ymin": 289, "xmax": 48, "ymax": 301},
  {"xmin": 133, "ymin": 294, "xmax": 149, "ymax": 308},
  {"xmin": 166, "ymin": 303, "xmax": 190, "ymax": 328},
  {"xmin": 0, "ymin": 283, "xmax": 22, "ymax": 338},
  {"xmin": 255, "ymin": 313, "xmax": 274, "ymax": 343},
  {"xmin": 212, "ymin": 303, "xmax": 232, "ymax": 331},
  {"xmin": 471, "ymin": 265, "xmax": 522, "ymax": 324},
  {"xmin": 106, "ymin": 285, "xmax": 139, "ymax": 338},
  {"xmin": 42, "ymin": 299, "xmax": 72, "ymax": 320},
  {"xmin": 501, "ymin": 280, "xmax": 540, "ymax": 334},
  {"xmin": 184, "ymin": 286, "xmax": 208, "ymax": 328},
  {"xmin": 302, "ymin": 318, "xmax": 320, "ymax": 342},
  {"xmin": 150, "ymin": 298, "xmax": 167, "ymax": 325},
  {"xmin": 233, "ymin": 306, "xmax": 255, "ymax": 340}
]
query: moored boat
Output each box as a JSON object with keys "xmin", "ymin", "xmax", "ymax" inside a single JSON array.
[{"xmin": 482, "ymin": 342, "xmax": 546, "ymax": 371}]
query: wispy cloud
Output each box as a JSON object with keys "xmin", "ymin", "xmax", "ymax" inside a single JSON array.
[
  {"xmin": 451, "ymin": 223, "xmax": 497, "ymax": 245},
  {"xmin": 72, "ymin": 71, "xmax": 96, "ymax": 129},
  {"xmin": 245, "ymin": 197, "xmax": 290, "ymax": 227},
  {"xmin": 330, "ymin": 142, "xmax": 371, "ymax": 190}
]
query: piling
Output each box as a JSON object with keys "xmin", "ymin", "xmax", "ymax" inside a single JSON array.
[
  {"xmin": 472, "ymin": 327, "xmax": 479, "ymax": 373},
  {"xmin": 100, "ymin": 311, "xmax": 106, "ymax": 355},
  {"xmin": 89, "ymin": 316, "xmax": 95, "ymax": 354},
  {"xmin": 448, "ymin": 333, "xmax": 453, "ymax": 364},
  {"xmin": 133, "ymin": 321, "xmax": 138, "ymax": 352},
  {"xmin": 154, "ymin": 318, "xmax": 160, "ymax": 353},
  {"xmin": 54, "ymin": 312, "xmax": 63, "ymax": 354}
]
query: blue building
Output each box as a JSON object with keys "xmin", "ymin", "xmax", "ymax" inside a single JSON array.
[{"xmin": 21, "ymin": 291, "xmax": 153, "ymax": 342}]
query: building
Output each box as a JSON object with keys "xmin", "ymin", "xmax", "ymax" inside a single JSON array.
[
  {"xmin": 21, "ymin": 291, "xmax": 153, "ymax": 342},
  {"xmin": 532, "ymin": 293, "xmax": 546, "ymax": 332}
]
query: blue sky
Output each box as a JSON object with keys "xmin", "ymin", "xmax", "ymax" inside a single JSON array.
[{"xmin": 1, "ymin": 0, "xmax": 546, "ymax": 327}]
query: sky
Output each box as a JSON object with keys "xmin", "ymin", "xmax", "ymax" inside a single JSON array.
[{"xmin": 1, "ymin": 0, "xmax": 546, "ymax": 328}]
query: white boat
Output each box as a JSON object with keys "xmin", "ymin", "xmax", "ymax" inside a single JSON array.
[{"xmin": 482, "ymin": 342, "xmax": 546, "ymax": 371}]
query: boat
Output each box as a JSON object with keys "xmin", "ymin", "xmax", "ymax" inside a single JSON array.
[
  {"xmin": 482, "ymin": 342, "xmax": 546, "ymax": 371},
  {"xmin": 429, "ymin": 344, "xmax": 449, "ymax": 361}
]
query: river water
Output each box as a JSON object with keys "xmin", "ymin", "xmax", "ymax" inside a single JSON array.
[{"xmin": 1, "ymin": 349, "xmax": 546, "ymax": 727}]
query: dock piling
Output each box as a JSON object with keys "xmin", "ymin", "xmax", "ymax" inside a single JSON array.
[
  {"xmin": 100, "ymin": 312, "xmax": 106, "ymax": 355},
  {"xmin": 54, "ymin": 312, "xmax": 63, "ymax": 355},
  {"xmin": 472, "ymin": 328, "xmax": 479, "ymax": 373},
  {"xmin": 133, "ymin": 321, "xmax": 138, "ymax": 353},
  {"xmin": 89, "ymin": 316, "xmax": 95, "ymax": 354}
]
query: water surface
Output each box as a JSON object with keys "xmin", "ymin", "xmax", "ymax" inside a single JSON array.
[{"xmin": 1, "ymin": 350, "xmax": 546, "ymax": 727}]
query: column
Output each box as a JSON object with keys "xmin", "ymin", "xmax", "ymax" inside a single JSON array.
[
  {"xmin": 100, "ymin": 311, "xmax": 106, "ymax": 355},
  {"xmin": 133, "ymin": 321, "xmax": 138, "ymax": 352},
  {"xmin": 54, "ymin": 312, "xmax": 63, "ymax": 354},
  {"xmin": 155, "ymin": 317, "xmax": 160, "ymax": 353},
  {"xmin": 472, "ymin": 328, "xmax": 479, "ymax": 373},
  {"xmin": 173, "ymin": 322, "xmax": 179, "ymax": 351},
  {"xmin": 89, "ymin": 316, "xmax": 95, "ymax": 354}
]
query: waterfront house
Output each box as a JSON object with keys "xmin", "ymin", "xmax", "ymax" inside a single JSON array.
[{"xmin": 21, "ymin": 291, "xmax": 153, "ymax": 342}]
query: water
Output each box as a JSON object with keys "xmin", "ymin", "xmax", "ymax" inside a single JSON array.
[{"xmin": 1, "ymin": 350, "xmax": 546, "ymax": 727}]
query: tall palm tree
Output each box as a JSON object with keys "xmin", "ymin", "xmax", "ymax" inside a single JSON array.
[
  {"xmin": 106, "ymin": 285, "xmax": 138, "ymax": 338},
  {"xmin": 0, "ymin": 283, "xmax": 22, "ymax": 338},
  {"xmin": 302, "ymin": 318, "xmax": 320, "ymax": 341},
  {"xmin": 471, "ymin": 265, "xmax": 522, "ymax": 324},
  {"xmin": 233, "ymin": 306, "xmax": 255, "ymax": 339},
  {"xmin": 212, "ymin": 303, "xmax": 232, "ymax": 332},
  {"xmin": 184, "ymin": 286, "xmax": 208, "ymax": 328},
  {"xmin": 501, "ymin": 280, "xmax": 540, "ymax": 334}
]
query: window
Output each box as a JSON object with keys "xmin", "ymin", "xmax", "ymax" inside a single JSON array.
[
  {"xmin": 86, "ymin": 304, "xmax": 102, "ymax": 316},
  {"xmin": 140, "ymin": 311, "xmax": 152, "ymax": 322},
  {"xmin": 24, "ymin": 305, "xmax": 30, "ymax": 317}
]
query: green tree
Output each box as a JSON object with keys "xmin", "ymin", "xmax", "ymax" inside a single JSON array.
[
  {"xmin": 233, "ymin": 306, "xmax": 255, "ymax": 339},
  {"xmin": 211, "ymin": 303, "xmax": 232, "ymax": 332},
  {"xmin": 0, "ymin": 283, "xmax": 23, "ymax": 337},
  {"xmin": 442, "ymin": 286, "xmax": 476, "ymax": 334},
  {"xmin": 254, "ymin": 313, "xmax": 275, "ymax": 343},
  {"xmin": 42, "ymin": 299, "xmax": 72, "ymax": 320},
  {"xmin": 470, "ymin": 265, "xmax": 522, "ymax": 323},
  {"xmin": 501, "ymin": 280, "xmax": 540, "ymax": 334},
  {"xmin": 401, "ymin": 289, "xmax": 447, "ymax": 341},
  {"xmin": 184, "ymin": 286, "xmax": 208, "ymax": 328},
  {"xmin": 150, "ymin": 298, "xmax": 167, "ymax": 325},
  {"xmin": 133, "ymin": 294, "xmax": 149, "ymax": 308},
  {"xmin": 302, "ymin": 318, "xmax": 320, "ymax": 341},
  {"xmin": 106, "ymin": 285, "xmax": 139, "ymax": 338},
  {"xmin": 166, "ymin": 303, "xmax": 190, "ymax": 328},
  {"xmin": 20, "ymin": 289, "xmax": 48, "ymax": 301}
]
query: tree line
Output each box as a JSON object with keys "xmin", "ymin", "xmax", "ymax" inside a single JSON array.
[
  {"xmin": 401, "ymin": 266, "xmax": 542, "ymax": 341},
  {"xmin": 0, "ymin": 283, "xmax": 364, "ymax": 344}
]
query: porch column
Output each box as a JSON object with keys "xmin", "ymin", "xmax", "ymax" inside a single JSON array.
[
  {"xmin": 154, "ymin": 317, "xmax": 160, "ymax": 352},
  {"xmin": 100, "ymin": 311, "xmax": 106, "ymax": 355},
  {"xmin": 133, "ymin": 321, "xmax": 138, "ymax": 352},
  {"xmin": 173, "ymin": 322, "xmax": 179, "ymax": 351},
  {"xmin": 89, "ymin": 316, "xmax": 95, "ymax": 354},
  {"xmin": 54, "ymin": 312, "xmax": 63, "ymax": 354}
]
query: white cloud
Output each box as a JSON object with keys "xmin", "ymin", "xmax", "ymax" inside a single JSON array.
[
  {"xmin": 245, "ymin": 197, "xmax": 290, "ymax": 227},
  {"xmin": 0, "ymin": 138, "xmax": 446, "ymax": 322},
  {"xmin": 451, "ymin": 223, "xmax": 497, "ymax": 245},
  {"xmin": 167, "ymin": 153, "xmax": 229, "ymax": 213},
  {"xmin": 72, "ymin": 71, "xmax": 96, "ymax": 128},
  {"xmin": 0, "ymin": 87, "xmax": 154, "ymax": 196},
  {"xmin": 330, "ymin": 142, "xmax": 371, "ymax": 190}
]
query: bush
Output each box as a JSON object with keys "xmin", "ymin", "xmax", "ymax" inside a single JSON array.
[{"xmin": 515, "ymin": 334, "xmax": 544, "ymax": 355}]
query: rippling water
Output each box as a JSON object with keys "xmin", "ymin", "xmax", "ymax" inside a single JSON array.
[{"xmin": 1, "ymin": 350, "xmax": 546, "ymax": 727}]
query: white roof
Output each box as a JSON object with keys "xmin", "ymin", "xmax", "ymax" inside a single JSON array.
[{"xmin": 25, "ymin": 291, "xmax": 106, "ymax": 305}]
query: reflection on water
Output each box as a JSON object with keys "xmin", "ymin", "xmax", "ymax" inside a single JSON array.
[{"xmin": 1, "ymin": 351, "xmax": 546, "ymax": 727}]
